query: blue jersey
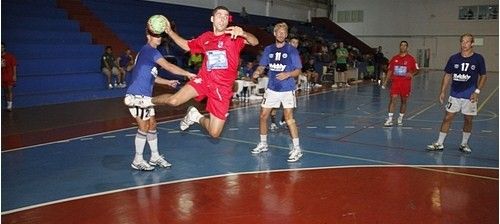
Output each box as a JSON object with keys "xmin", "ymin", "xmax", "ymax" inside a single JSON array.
[
  {"xmin": 126, "ymin": 44, "xmax": 163, "ymax": 97},
  {"xmin": 444, "ymin": 52, "xmax": 486, "ymax": 99},
  {"xmin": 259, "ymin": 43, "xmax": 302, "ymax": 92}
]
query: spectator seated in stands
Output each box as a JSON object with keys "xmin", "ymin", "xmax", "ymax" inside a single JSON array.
[
  {"xmin": 117, "ymin": 48, "xmax": 135, "ymax": 87},
  {"xmin": 302, "ymin": 57, "xmax": 321, "ymax": 88},
  {"xmin": 101, "ymin": 46, "xmax": 124, "ymax": 89},
  {"xmin": 237, "ymin": 60, "xmax": 258, "ymax": 101}
]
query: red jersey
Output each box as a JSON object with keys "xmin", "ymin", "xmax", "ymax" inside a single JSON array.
[
  {"xmin": 2, "ymin": 52, "xmax": 17, "ymax": 82},
  {"xmin": 388, "ymin": 54, "xmax": 418, "ymax": 80},
  {"xmin": 188, "ymin": 32, "xmax": 245, "ymax": 89}
]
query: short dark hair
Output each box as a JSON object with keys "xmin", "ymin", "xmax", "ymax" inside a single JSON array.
[
  {"xmin": 400, "ymin": 41, "xmax": 408, "ymax": 46},
  {"xmin": 212, "ymin": 6, "xmax": 229, "ymax": 16},
  {"xmin": 105, "ymin": 46, "xmax": 112, "ymax": 50}
]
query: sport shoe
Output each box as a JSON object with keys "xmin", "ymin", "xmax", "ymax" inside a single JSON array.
[
  {"xmin": 251, "ymin": 142, "xmax": 268, "ymax": 154},
  {"xmin": 287, "ymin": 146, "xmax": 303, "ymax": 162},
  {"xmin": 331, "ymin": 84, "xmax": 338, "ymax": 88},
  {"xmin": 384, "ymin": 118, "xmax": 393, "ymax": 127},
  {"xmin": 397, "ymin": 117, "xmax": 403, "ymax": 126},
  {"xmin": 459, "ymin": 144, "xmax": 472, "ymax": 153},
  {"xmin": 426, "ymin": 142, "xmax": 444, "ymax": 151},
  {"xmin": 108, "ymin": 83, "xmax": 113, "ymax": 89},
  {"xmin": 180, "ymin": 106, "xmax": 202, "ymax": 131},
  {"xmin": 131, "ymin": 160, "xmax": 155, "ymax": 171},
  {"xmin": 124, "ymin": 95, "xmax": 154, "ymax": 107},
  {"xmin": 149, "ymin": 155, "xmax": 172, "ymax": 167},
  {"xmin": 270, "ymin": 123, "xmax": 278, "ymax": 131},
  {"xmin": 345, "ymin": 83, "xmax": 350, "ymax": 87}
]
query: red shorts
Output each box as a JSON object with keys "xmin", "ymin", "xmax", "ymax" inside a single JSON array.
[
  {"xmin": 2, "ymin": 80, "xmax": 15, "ymax": 88},
  {"xmin": 188, "ymin": 79, "xmax": 233, "ymax": 120},
  {"xmin": 390, "ymin": 79, "xmax": 411, "ymax": 97}
]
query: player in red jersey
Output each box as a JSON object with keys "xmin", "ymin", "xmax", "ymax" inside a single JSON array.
[
  {"xmin": 126, "ymin": 6, "xmax": 258, "ymax": 138},
  {"xmin": 381, "ymin": 41, "xmax": 419, "ymax": 126},
  {"xmin": 2, "ymin": 42, "xmax": 17, "ymax": 112}
]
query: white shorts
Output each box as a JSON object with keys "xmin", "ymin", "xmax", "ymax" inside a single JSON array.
[
  {"xmin": 126, "ymin": 94, "xmax": 155, "ymax": 120},
  {"xmin": 445, "ymin": 96, "xmax": 477, "ymax": 116},
  {"xmin": 261, "ymin": 89, "xmax": 296, "ymax": 109}
]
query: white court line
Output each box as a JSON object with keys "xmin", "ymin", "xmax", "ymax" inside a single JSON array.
[
  {"xmin": 79, "ymin": 138, "xmax": 93, "ymax": 141},
  {"xmin": 102, "ymin": 136, "xmax": 115, "ymax": 139},
  {"xmin": 407, "ymin": 102, "xmax": 436, "ymax": 120},
  {"xmin": 228, "ymin": 128, "xmax": 239, "ymax": 131},
  {"xmin": 478, "ymin": 86, "xmax": 499, "ymax": 112}
]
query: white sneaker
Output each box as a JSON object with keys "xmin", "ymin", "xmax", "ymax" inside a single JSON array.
[
  {"xmin": 345, "ymin": 83, "xmax": 351, "ymax": 87},
  {"xmin": 131, "ymin": 160, "xmax": 155, "ymax": 171},
  {"xmin": 108, "ymin": 83, "xmax": 113, "ymax": 89},
  {"xmin": 180, "ymin": 106, "xmax": 202, "ymax": 131},
  {"xmin": 149, "ymin": 155, "xmax": 172, "ymax": 168},
  {"xmin": 384, "ymin": 118, "xmax": 393, "ymax": 127},
  {"xmin": 279, "ymin": 120, "xmax": 287, "ymax": 127},
  {"xmin": 251, "ymin": 142, "xmax": 268, "ymax": 154},
  {"xmin": 426, "ymin": 142, "xmax": 444, "ymax": 151},
  {"xmin": 397, "ymin": 117, "xmax": 403, "ymax": 126},
  {"xmin": 459, "ymin": 144, "xmax": 472, "ymax": 153},
  {"xmin": 287, "ymin": 146, "xmax": 303, "ymax": 162},
  {"xmin": 314, "ymin": 84, "xmax": 322, "ymax": 88},
  {"xmin": 270, "ymin": 123, "xmax": 278, "ymax": 131},
  {"xmin": 124, "ymin": 95, "xmax": 154, "ymax": 107},
  {"xmin": 331, "ymin": 84, "xmax": 338, "ymax": 88}
]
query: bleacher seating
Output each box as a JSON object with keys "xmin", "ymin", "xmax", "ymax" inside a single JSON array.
[
  {"xmin": 81, "ymin": 0, "xmax": 211, "ymax": 52},
  {"xmin": 1, "ymin": 0, "xmax": 344, "ymax": 108},
  {"xmin": 1, "ymin": 0, "xmax": 126, "ymax": 108}
]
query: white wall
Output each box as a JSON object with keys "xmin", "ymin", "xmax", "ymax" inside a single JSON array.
[
  {"xmin": 333, "ymin": 0, "xmax": 499, "ymax": 71},
  {"xmin": 145, "ymin": 0, "xmax": 498, "ymax": 71},
  {"xmin": 146, "ymin": 0, "xmax": 328, "ymax": 22}
]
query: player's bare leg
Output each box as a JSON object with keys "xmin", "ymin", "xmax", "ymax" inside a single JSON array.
[
  {"xmin": 198, "ymin": 114, "xmax": 226, "ymax": 138},
  {"xmin": 152, "ymin": 84, "xmax": 198, "ymax": 106}
]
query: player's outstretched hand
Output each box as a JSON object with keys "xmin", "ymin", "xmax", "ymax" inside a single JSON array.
[{"xmin": 225, "ymin": 26, "xmax": 244, "ymax": 39}]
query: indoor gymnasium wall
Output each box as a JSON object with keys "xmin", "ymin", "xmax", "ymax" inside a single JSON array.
[{"xmin": 333, "ymin": 0, "xmax": 498, "ymax": 71}]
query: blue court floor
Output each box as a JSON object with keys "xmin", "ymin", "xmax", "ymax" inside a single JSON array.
[{"xmin": 2, "ymin": 70, "xmax": 498, "ymax": 215}]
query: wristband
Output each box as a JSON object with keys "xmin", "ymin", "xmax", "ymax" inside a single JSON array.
[{"xmin": 474, "ymin": 89, "xmax": 480, "ymax": 94}]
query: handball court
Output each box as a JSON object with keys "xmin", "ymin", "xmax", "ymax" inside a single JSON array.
[{"xmin": 1, "ymin": 70, "xmax": 498, "ymax": 223}]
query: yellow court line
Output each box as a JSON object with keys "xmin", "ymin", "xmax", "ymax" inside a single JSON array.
[{"xmin": 478, "ymin": 86, "xmax": 499, "ymax": 112}]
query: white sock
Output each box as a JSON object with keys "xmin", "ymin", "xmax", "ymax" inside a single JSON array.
[
  {"xmin": 461, "ymin": 132, "xmax": 471, "ymax": 145},
  {"xmin": 260, "ymin": 135, "xmax": 267, "ymax": 144},
  {"xmin": 7, "ymin": 101, "xmax": 12, "ymax": 109},
  {"xmin": 292, "ymin": 138, "xmax": 300, "ymax": 148},
  {"xmin": 147, "ymin": 130, "xmax": 159, "ymax": 158},
  {"xmin": 134, "ymin": 130, "xmax": 147, "ymax": 163},
  {"xmin": 388, "ymin": 113, "xmax": 393, "ymax": 120},
  {"xmin": 399, "ymin": 113, "xmax": 404, "ymax": 119},
  {"xmin": 437, "ymin": 132, "xmax": 447, "ymax": 145}
]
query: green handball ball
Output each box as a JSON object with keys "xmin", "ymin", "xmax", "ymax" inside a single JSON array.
[{"xmin": 147, "ymin": 15, "xmax": 169, "ymax": 34}]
